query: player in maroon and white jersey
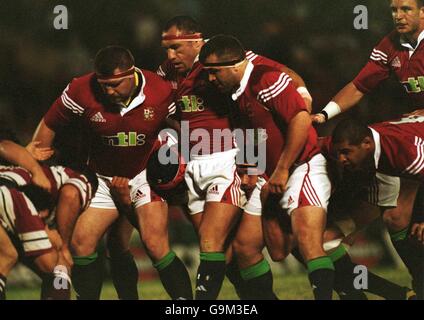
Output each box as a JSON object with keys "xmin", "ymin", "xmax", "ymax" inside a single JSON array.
[
  {"xmin": 32, "ymin": 46, "xmax": 192, "ymax": 300},
  {"xmin": 331, "ymin": 116, "xmax": 424, "ymax": 298},
  {"xmin": 313, "ymin": 0, "xmax": 424, "ymax": 122},
  {"xmin": 0, "ymin": 137, "xmax": 97, "ymax": 300},
  {"xmin": 200, "ymin": 35, "xmax": 334, "ymax": 300}
]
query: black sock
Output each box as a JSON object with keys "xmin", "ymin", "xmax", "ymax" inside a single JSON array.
[
  {"xmin": 307, "ymin": 256, "xmax": 335, "ymax": 300},
  {"xmin": 109, "ymin": 251, "xmax": 139, "ymax": 300},
  {"xmin": 195, "ymin": 252, "xmax": 226, "ymax": 300},
  {"xmin": 72, "ymin": 252, "xmax": 104, "ymax": 300},
  {"xmin": 0, "ymin": 274, "xmax": 6, "ymax": 300},
  {"xmin": 390, "ymin": 229, "xmax": 424, "ymax": 299},
  {"xmin": 40, "ymin": 272, "xmax": 71, "ymax": 300},
  {"xmin": 240, "ymin": 259, "xmax": 278, "ymax": 300},
  {"xmin": 225, "ymin": 258, "xmax": 246, "ymax": 299},
  {"xmin": 154, "ymin": 251, "xmax": 193, "ymax": 300}
]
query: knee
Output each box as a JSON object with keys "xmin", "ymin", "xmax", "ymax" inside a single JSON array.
[
  {"xmin": 36, "ymin": 251, "xmax": 59, "ymax": 274},
  {"xmin": 1, "ymin": 246, "xmax": 18, "ymax": 273},
  {"xmin": 383, "ymin": 209, "xmax": 410, "ymax": 231},
  {"xmin": 71, "ymin": 232, "xmax": 96, "ymax": 257},
  {"xmin": 59, "ymin": 185, "xmax": 81, "ymax": 206},
  {"xmin": 142, "ymin": 233, "xmax": 169, "ymax": 261},
  {"xmin": 198, "ymin": 226, "xmax": 225, "ymax": 252}
]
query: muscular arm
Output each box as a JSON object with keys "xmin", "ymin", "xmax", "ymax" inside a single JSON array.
[
  {"xmin": 32, "ymin": 119, "xmax": 56, "ymax": 148},
  {"xmin": 267, "ymin": 111, "xmax": 311, "ymax": 194},
  {"xmin": 0, "ymin": 140, "xmax": 51, "ymax": 191},
  {"xmin": 332, "ymin": 81, "xmax": 365, "ymax": 112},
  {"xmin": 312, "ymin": 82, "xmax": 364, "ymax": 123}
]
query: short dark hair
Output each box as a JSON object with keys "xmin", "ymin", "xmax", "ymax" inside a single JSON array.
[
  {"xmin": 199, "ymin": 35, "xmax": 245, "ymax": 64},
  {"xmin": 94, "ymin": 46, "xmax": 134, "ymax": 75},
  {"xmin": 163, "ymin": 15, "xmax": 202, "ymax": 34},
  {"xmin": 18, "ymin": 184, "xmax": 54, "ymax": 212},
  {"xmin": 332, "ymin": 118, "xmax": 372, "ymax": 145}
]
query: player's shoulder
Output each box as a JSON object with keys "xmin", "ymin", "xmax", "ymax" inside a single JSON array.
[
  {"xmin": 141, "ymin": 69, "xmax": 173, "ymax": 103},
  {"xmin": 250, "ymin": 64, "xmax": 292, "ymax": 97},
  {"xmin": 374, "ymin": 30, "xmax": 401, "ymax": 53},
  {"xmin": 64, "ymin": 72, "xmax": 97, "ymax": 106},
  {"xmin": 157, "ymin": 59, "xmax": 175, "ymax": 79},
  {"xmin": 248, "ymin": 51, "xmax": 285, "ymax": 69}
]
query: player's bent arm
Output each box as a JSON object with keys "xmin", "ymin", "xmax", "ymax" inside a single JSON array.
[
  {"xmin": 313, "ymin": 82, "xmax": 364, "ymax": 123},
  {"xmin": 268, "ymin": 111, "xmax": 311, "ymax": 194},
  {"xmin": 32, "ymin": 119, "xmax": 56, "ymax": 148},
  {"xmin": 0, "ymin": 140, "xmax": 51, "ymax": 191},
  {"xmin": 281, "ymin": 66, "xmax": 313, "ymax": 113}
]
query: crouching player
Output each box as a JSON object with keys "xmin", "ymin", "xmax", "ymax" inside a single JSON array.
[{"xmin": 0, "ymin": 139, "xmax": 97, "ymax": 300}]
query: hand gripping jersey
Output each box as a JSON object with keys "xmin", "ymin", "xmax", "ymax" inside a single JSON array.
[
  {"xmin": 369, "ymin": 116, "xmax": 424, "ymax": 180},
  {"xmin": 156, "ymin": 51, "xmax": 288, "ymax": 155},
  {"xmin": 353, "ymin": 30, "xmax": 424, "ymax": 108},
  {"xmin": 231, "ymin": 61, "xmax": 320, "ymax": 178},
  {"xmin": 44, "ymin": 69, "xmax": 176, "ymax": 178}
]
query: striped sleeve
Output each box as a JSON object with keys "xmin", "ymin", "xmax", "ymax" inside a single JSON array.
[
  {"xmin": 44, "ymin": 80, "xmax": 85, "ymax": 130},
  {"xmin": 255, "ymin": 70, "xmax": 307, "ymax": 123},
  {"xmin": 403, "ymin": 136, "xmax": 424, "ymax": 176},
  {"xmin": 353, "ymin": 37, "xmax": 391, "ymax": 93}
]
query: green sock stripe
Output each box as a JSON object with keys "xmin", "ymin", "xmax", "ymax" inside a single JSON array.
[
  {"xmin": 199, "ymin": 252, "xmax": 226, "ymax": 262},
  {"xmin": 240, "ymin": 259, "xmax": 271, "ymax": 281},
  {"xmin": 73, "ymin": 252, "xmax": 98, "ymax": 266},
  {"xmin": 153, "ymin": 251, "xmax": 176, "ymax": 271},
  {"xmin": 389, "ymin": 228, "xmax": 408, "ymax": 242},
  {"xmin": 307, "ymin": 256, "xmax": 335, "ymax": 273},
  {"xmin": 328, "ymin": 245, "xmax": 348, "ymax": 262}
]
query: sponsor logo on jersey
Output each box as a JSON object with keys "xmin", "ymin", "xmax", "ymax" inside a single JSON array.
[
  {"xmin": 90, "ymin": 112, "xmax": 106, "ymax": 123},
  {"xmin": 179, "ymin": 95, "xmax": 205, "ymax": 113},
  {"xmin": 144, "ymin": 107, "xmax": 155, "ymax": 121},
  {"xmin": 391, "ymin": 56, "xmax": 401, "ymax": 68},
  {"xmin": 402, "ymin": 76, "xmax": 424, "ymax": 93},
  {"xmin": 102, "ymin": 132, "xmax": 146, "ymax": 147}
]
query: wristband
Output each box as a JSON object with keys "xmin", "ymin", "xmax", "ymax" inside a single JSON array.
[{"xmin": 322, "ymin": 101, "xmax": 342, "ymax": 120}]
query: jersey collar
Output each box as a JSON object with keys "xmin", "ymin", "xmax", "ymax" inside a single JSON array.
[
  {"xmin": 120, "ymin": 68, "xmax": 146, "ymax": 116},
  {"xmin": 232, "ymin": 60, "xmax": 254, "ymax": 101},
  {"xmin": 370, "ymin": 127, "xmax": 382, "ymax": 169},
  {"xmin": 400, "ymin": 29, "xmax": 424, "ymax": 55}
]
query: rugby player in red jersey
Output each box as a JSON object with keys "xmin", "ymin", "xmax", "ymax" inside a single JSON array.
[
  {"xmin": 200, "ymin": 35, "xmax": 334, "ymax": 300},
  {"xmin": 32, "ymin": 46, "xmax": 192, "ymax": 300},
  {"xmin": 159, "ymin": 16, "xmax": 315, "ymax": 299},
  {"xmin": 331, "ymin": 116, "xmax": 424, "ymax": 298}
]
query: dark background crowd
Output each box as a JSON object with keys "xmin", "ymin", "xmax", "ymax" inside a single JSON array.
[{"xmin": 0, "ymin": 0, "xmax": 410, "ymax": 142}]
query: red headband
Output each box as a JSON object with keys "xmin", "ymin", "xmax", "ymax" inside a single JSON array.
[
  {"xmin": 161, "ymin": 33, "xmax": 203, "ymax": 41},
  {"xmin": 96, "ymin": 67, "xmax": 135, "ymax": 80}
]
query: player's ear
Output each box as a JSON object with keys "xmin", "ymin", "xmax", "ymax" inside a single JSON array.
[
  {"xmin": 362, "ymin": 136, "xmax": 373, "ymax": 149},
  {"xmin": 193, "ymin": 40, "xmax": 203, "ymax": 51}
]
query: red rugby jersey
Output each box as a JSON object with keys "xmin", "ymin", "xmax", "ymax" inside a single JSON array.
[
  {"xmin": 370, "ymin": 116, "xmax": 424, "ymax": 180},
  {"xmin": 232, "ymin": 62, "xmax": 319, "ymax": 177},
  {"xmin": 156, "ymin": 51, "xmax": 287, "ymax": 155},
  {"xmin": 353, "ymin": 30, "xmax": 424, "ymax": 108},
  {"xmin": 44, "ymin": 69, "xmax": 175, "ymax": 178}
]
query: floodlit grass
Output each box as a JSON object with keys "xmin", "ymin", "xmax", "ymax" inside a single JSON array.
[{"xmin": 6, "ymin": 267, "xmax": 411, "ymax": 300}]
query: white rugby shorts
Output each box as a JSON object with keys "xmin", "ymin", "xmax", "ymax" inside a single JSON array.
[
  {"xmin": 244, "ymin": 154, "xmax": 331, "ymax": 216},
  {"xmin": 185, "ymin": 148, "xmax": 246, "ymax": 215}
]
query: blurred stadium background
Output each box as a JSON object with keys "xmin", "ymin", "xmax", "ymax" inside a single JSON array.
[{"xmin": 0, "ymin": 0, "xmax": 412, "ymax": 298}]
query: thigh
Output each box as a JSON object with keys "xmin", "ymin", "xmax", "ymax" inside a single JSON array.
[
  {"xmin": 71, "ymin": 207, "xmax": 119, "ymax": 255},
  {"xmin": 291, "ymin": 206, "xmax": 327, "ymax": 260},
  {"xmin": 199, "ymin": 202, "xmax": 241, "ymax": 240},
  {"xmin": 135, "ymin": 201, "xmax": 169, "ymax": 239},
  {"xmin": 0, "ymin": 225, "xmax": 18, "ymax": 275},
  {"xmin": 106, "ymin": 214, "xmax": 135, "ymax": 255}
]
